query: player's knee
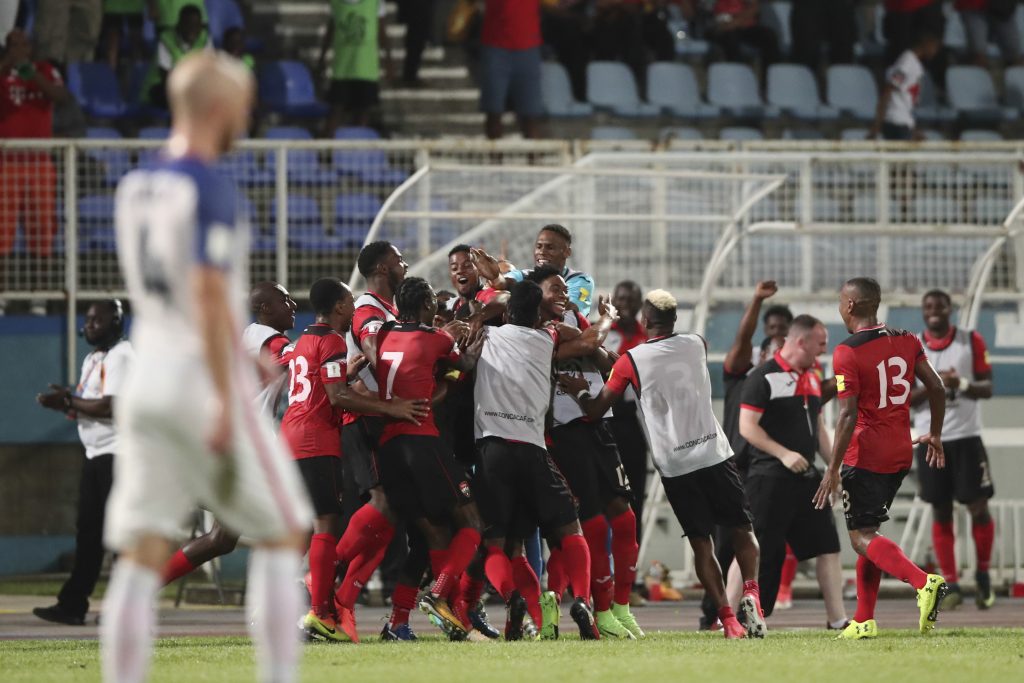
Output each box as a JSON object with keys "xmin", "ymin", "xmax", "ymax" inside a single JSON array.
[
  {"xmin": 968, "ymin": 500, "xmax": 991, "ymax": 525},
  {"xmin": 932, "ymin": 503, "xmax": 954, "ymax": 524}
]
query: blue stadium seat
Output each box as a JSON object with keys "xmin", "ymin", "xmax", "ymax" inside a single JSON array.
[
  {"xmin": 646, "ymin": 62, "xmax": 718, "ymax": 119},
  {"xmin": 719, "ymin": 126, "xmax": 764, "ymax": 141},
  {"xmin": 826, "ymin": 65, "xmax": 877, "ymax": 121},
  {"xmin": 334, "ymin": 193, "xmax": 383, "ymax": 247},
  {"xmin": 1003, "ymin": 66, "xmax": 1024, "ymax": 109},
  {"xmin": 541, "ymin": 62, "xmax": 593, "ymax": 117},
  {"xmin": 916, "ymin": 71, "xmax": 956, "ymax": 124},
  {"xmin": 262, "ymin": 126, "xmax": 335, "ymax": 186},
  {"xmin": 760, "ymin": 1, "xmax": 792, "ymax": 56},
  {"xmin": 257, "ymin": 61, "xmax": 329, "ymax": 118},
  {"xmin": 66, "ymin": 62, "xmax": 137, "ymax": 119},
  {"xmin": 766, "ymin": 64, "xmax": 839, "ymax": 121},
  {"xmin": 660, "ymin": 126, "xmax": 704, "ymax": 143},
  {"xmin": 138, "ymin": 126, "xmax": 169, "ymax": 139},
  {"xmin": 334, "ymin": 127, "xmax": 381, "ymax": 140},
  {"xmin": 782, "ymin": 128, "xmax": 825, "ymax": 140},
  {"xmin": 218, "ymin": 149, "xmax": 273, "ymax": 187},
  {"xmin": 707, "ymin": 63, "xmax": 779, "ymax": 119},
  {"xmin": 947, "ymin": 66, "xmax": 1017, "ymax": 123},
  {"xmin": 333, "ymin": 149, "xmax": 408, "ymax": 186},
  {"xmin": 585, "ymin": 62, "xmax": 659, "ymax": 117},
  {"xmin": 271, "ymin": 194, "xmax": 330, "ymax": 249},
  {"xmin": 77, "ymin": 194, "xmax": 117, "ymax": 252},
  {"xmin": 84, "ymin": 128, "xmax": 132, "ymax": 187},
  {"xmin": 205, "ymin": 0, "xmax": 244, "ymax": 46},
  {"xmin": 839, "ymin": 127, "xmax": 869, "ymax": 141},
  {"xmin": 590, "ymin": 126, "xmax": 637, "ymax": 140},
  {"xmin": 264, "ymin": 126, "xmax": 313, "ymax": 140}
]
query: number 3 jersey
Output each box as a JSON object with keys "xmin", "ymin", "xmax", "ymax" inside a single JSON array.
[
  {"xmin": 280, "ymin": 323, "xmax": 348, "ymax": 459},
  {"xmin": 833, "ymin": 325, "xmax": 927, "ymax": 473}
]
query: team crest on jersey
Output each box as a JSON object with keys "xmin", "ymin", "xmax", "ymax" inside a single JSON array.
[{"xmin": 459, "ymin": 480, "xmax": 471, "ymax": 498}]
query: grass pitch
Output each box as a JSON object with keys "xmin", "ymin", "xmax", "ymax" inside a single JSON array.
[{"xmin": 1, "ymin": 629, "xmax": 1021, "ymax": 683}]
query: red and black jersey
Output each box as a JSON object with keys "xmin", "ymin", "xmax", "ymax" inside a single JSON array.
[
  {"xmin": 375, "ymin": 322, "xmax": 461, "ymax": 444},
  {"xmin": 451, "ymin": 287, "xmax": 503, "ymax": 323},
  {"xmin": 343, "ymin": 292, "xmax": 398, "ymax": 426},
  {"xmin": 606, "ymin": 319, "xmax": 648, "ymax": 356},
  {"xmin": 280, "ymin": 323, "xmax": 347, "ymax": 459},
  {"xmin": 833, "ymin": 324, "xmax": 927, "ymax": 473}
]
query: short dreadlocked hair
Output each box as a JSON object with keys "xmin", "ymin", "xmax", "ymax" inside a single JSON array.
[{"xmin": 395, "ymin": 276, "xmax": 434, "ymax": 322}]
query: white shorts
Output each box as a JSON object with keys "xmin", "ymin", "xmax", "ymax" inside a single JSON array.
[{"xmin": 104, "ymin": 353, "xmax": 313, "ymax": 551}]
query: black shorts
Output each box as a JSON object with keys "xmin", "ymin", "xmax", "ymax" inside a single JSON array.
[
  {"xmin": 840, "ymin": 465, "xmax": 909, "ymax": 531},
  {"xmin": 474, "ymin": 437, "xmax": 579, "ymax": 540},
  {"xmin": 341, "ymin": 416, "xmax": 384, "ymax": 499},
  {"xmin": 375, "ymin": 434, "xmax": 473, "ymax": 525},
  {"xmin": 436, "ymin": 383, "xmax": 478, "ymax": 469},
  {"xmin": 915, "ymin": 436, "xmax": 995, "ymax": 505},
  {"xmin": 548, "ymin": 420, "xmax": 630, "ymax": 521},
  {"xmin": 296, "ymin": 455, "xmax": 344, "ymax": 517},
  {"xmin": 746, "ymin": 472, "xmax": 840, "ymax": 560},
  {"xmin": 662, "ymin": 460, "xmax": 753, "ymax": 539},
  {"xmin": 326, "ymin": 79, "xmax": 380, "ymax": 109}
]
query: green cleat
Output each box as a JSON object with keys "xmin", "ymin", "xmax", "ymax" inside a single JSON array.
[
  {"xmin": 596, "ymin": 608, "xmax": 635, "ymax": 639},
  {"xmin": 539, "ymin": 591, "xmax": 560, "ymax": 640},
  {"xmin": 917, "ymin": 573, "xmax": 949, "ymax": 633},
  {"xmin": 611, "ymin": 602, "xmax": 645, "ymax": 639},
  {"xmin": 835, "ymin": 619, "xmax": 878, "ymax": 640},
  {"xmin": 975, "ymin": 571, "xmax": 995, "ymax": 609},
  {"xmin": 301, "ymin": 610, "xmax": 350, "ymax": 643}
]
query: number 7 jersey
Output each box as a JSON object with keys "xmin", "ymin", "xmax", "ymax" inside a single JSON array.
[{"xmin": 832, "ymin": 324, "xmax": 927, "ymax": 473}]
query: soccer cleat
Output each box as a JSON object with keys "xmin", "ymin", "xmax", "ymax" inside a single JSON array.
[
  {"xmin": 611, "ymin": 602, "xmax": 645, "ymax": 639},
  {"xmin": 775, "ymin": 586, "xmax": 793, "ymax": 610},
  {"xmin": 738, "ymin": 593, "xmax": 767, "ymax": 639},
  {"xmin": 940, "ymin": 583, "xmax": 963, "ymax": 611},
  {"xmin": 835, "ymin": 619, "xmax": 878, "ymax": 640},
  {"xmin": 596, "ymin": 608, "xmax": 634, "ymax": 639},
  {"xmin": 302, "ymin": 610, "xmax": 349, "ymax": 642},
  {"xmin": 504, "ymin": 592, "xmax": 527, "ymax": 641},
  {"xmin": 722, "ymin": 616, "xmax": 746, "ymax": 639},
  {"xmin": 380, "ymin": 623, "xmax": 418, "ymax": 642},
  {"xmin": 916, "ymin": 573, "xmax": 949, "ymax": 633},
  {"xmin": 419, "ymin": 593, "xmax": 467, "ymax": 638},
  {"xmin": 468, "ymin": 600, "xmax": 501, "ymax": 639},
  {"xmin": 336, "ymin": 605, "xmax": 360, "ymax": 644},
  {"xmin": 32, "ymin": 604, "xmax": 85, "ymax": 626},
  {"xmin": 569, "ymin": 597, "xmax": 600, "ymax": 640},
  {"xmin": 698, "ymin": 614, "xmax": 721, "ymax": 632},
  {"xmin": 975, "ymin": 571, "xmax": 995, "ymax": 609},
  {"xmin": 539, "ymin": 591, "xmax": 560, "ymax": 640},
  {"xmin": 827, "ymin": 619, "xmax": 852, "ymax": 631}
]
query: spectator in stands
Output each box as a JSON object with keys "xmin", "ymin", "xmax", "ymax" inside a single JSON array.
[
  {"xmin": 790, "ymin": 0, "xmax": 856, "ymax": 69},
  {"xmin": 957, "ymin": 0, "xmax": 1022, "ymax": 67},
  {"xmin": 141, "ymin": 3, "xmax": 211, "ymax": 107},
  {"xmin": 148, "ymin": 0, "xmax": 208, "ymax": 31},
  {"xmin": 882, "ymin": 0, "xmax": 946, "ymax": 85},
  {"xmin": 33, "ymin": 0, "xmax": 104, "ymax": 68},
  {"xmin": 591, "ymin": 1, "xmax": 675, "ymax": 92},
  {"xmin": 869, "ymin": 28, "xmax": 941, "ymax": 141},
  {"xmin": 99, "ymin": 0, "xmax": 146, "ymax": 70},
  {"xmin": 542, "ymin": 0, "xmax": 589, "ymax": 101},
  {"xmin": 0, "ymin": 29, "xmax": 69, "ymax": 317},
  {"xmin": 318, "ymin": 0, "xmax": 392, "ymax": 134},
  {"xmin": 480, "ymin": 0, "xmax": 542, "ymax": 140},
  {"xmin": 692, "ymin": 0, "xmax": 779, "ymax": 67},
  {"xmin": 398, "ymin": 0, "xmax": 434, "ymax": 87},
  {"xmin": 222, "ymin": 26, "xmax": 253, "ymax": 71}
]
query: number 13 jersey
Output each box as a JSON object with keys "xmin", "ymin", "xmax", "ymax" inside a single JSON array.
[
  {"xmin": 833, "ymin": 325, "xmax": 927, "ymax": 473},
  {"xmin": 280, "ymin": 323, "xmax": 347, "ymax": 459}
]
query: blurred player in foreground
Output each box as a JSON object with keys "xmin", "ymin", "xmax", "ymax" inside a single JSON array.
[{"xmin": 103, "ymin": 52, "xmax": 312, "ymax": 683}]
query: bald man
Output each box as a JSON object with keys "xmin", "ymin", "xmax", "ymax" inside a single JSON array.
[{"xmin": 104, "ymin": 53, "xmax": 312, "ymax": 683}]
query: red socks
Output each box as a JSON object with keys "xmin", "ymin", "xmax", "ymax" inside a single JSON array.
[
  {"xmin": 581, "ymin": 516, "xmax": 612, "ymax": 612},
  {"xmin": 609, "ymin": 509, "xmax": 639, "ymax": 606},
  {"xmin": 161, "ymin": 549, "xmax": 196, "ymax": 586},
  {"xmin": 483, "ymin": 546, "xmax": 515, "ymax": 601},
  {"xmin": 546, "ymin": 547, "xmax": 566, "ymax": 599},
  {"xmin": 431, "ymin": 528, "xmax": 482, "ymax": 600},
  {"xmin": 336, "ymin": 504, "xmax": 393, "ymax": 563},
  {"xmin": 779, "ymin": 544, "xmax": 798, "ymax": 592},
  {"xmin": 460, "ymin": 574, "xmax": 485, "ymax": 610},
  {"xmin": 853, "ymin": 555, "xmax": 882, "ymax": 623},
  {"xmin": 389, "ymin": 583, "xmax": 419, "ymax": 627},
  {"xmin": 308, "ymin": 533, "xmax": 338, "ymax": 617},
  {"xmin": 972, "ymin": 519, "xmax": 995, "ymax": 572},
  {"xmin": 560, "ymin": 534, "xmax": 592, "ymax": 603},
  {"xmin": 866, "ymin": 535, "xmax": 927, "ymax": 590},
  {"xmin": 335, "ymin": 538, "xmax": 388, "ymax": 610},
  {"xmin": 932, "ymin": 520, "xmax": 958, "ymax": 583},
  {"xmin": 512, "ymin": 556, "xmax": 543, "ymax": 628}
]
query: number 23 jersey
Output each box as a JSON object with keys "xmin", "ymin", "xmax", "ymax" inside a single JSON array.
[
  {"xmin": 833, "ymin": 325, "xmax": 926, "ymax": 473},
  {"xmin": 280, "ymin": 323, "xmax": 347, "ymax": 459}
]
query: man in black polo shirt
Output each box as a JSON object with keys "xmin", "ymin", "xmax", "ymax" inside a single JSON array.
[{"xmin": 739, "ymin": 315, "xmax": 848, "ymax": 629}]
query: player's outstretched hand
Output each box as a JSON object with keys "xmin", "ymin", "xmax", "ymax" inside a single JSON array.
[
  {"xmin": 389, "ymin": 396, "xmax": 431, "ymax": 425},
  {"xmin": 347, "ymin": 353, "xmax": 368, "ymax": 380},
  {"xmin": 37, "ymin": 384, "xmax": 69, "ymax": 411},
  {"xmin": 443, "ymin": 319, "xmax": 470, "ymax": 343},
  {"xmin": 779, "ymin": 450, "xmax": 809, "ymax": 474},
  {"xmin": 755, "ymin": 280, "xmax": 778, "ymax": 300},
  {"xmin": 813, "ymin": 467, "xmax": 840, "ymax": 510},
  {"xmin": 597, "ymin": 295, "xmax": 617, "ymax": 321},
  {"xmin": 470, "ymin": 247, "xmax": 501, "ymax": 281},
  {"xmin": 916, "ymin": 433, "xmax": 945, "ymax": 469},
  {"xmin": 557, "ymin": 373, "xmax": 589, "ymax": 398}
]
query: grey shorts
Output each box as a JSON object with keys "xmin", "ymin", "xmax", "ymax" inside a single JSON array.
[{"xmin": 479, "ymin": 45, "xmax": 543, "ymax": 117}]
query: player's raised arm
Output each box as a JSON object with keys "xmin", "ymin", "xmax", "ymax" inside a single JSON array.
[
  {"xmin": 914, "ymin": 356, "xmax": 946, "ymax": 469},
  {"xmin": 559, "ymin": 347, "xmax": 632, "ymax": 420},
  {"xmin": 725, "ymin": 280, "xmax": 777, "ymax": 374}
]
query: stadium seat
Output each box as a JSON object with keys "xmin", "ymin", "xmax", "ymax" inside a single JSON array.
[
  {"xmin": 943, "ymin": 6, "xmax": 968, "ymax": 53},
  {"xmin": 264, "ymin": 126, "xmax": 313, "ymax": 140},
  {"xmin": 219, "ymin": 149, "xmax": 273, "ymax": 187},
  {"xmin": 707, "ymin": 63, "xmax": 779, "ymax": 119},
  {"xmin": 205, "ymin": 0, "xmax": 244, "ymax": 46},
  {"xmin": 660, "ymin": 126, "xmax": 704, "ymax": 143},
  {"xmin": 782, "ymin": 128, "xmax": 826, "ymax": 140},
  {"xmin": 66, "ymin": 62, "xmax": 137, "ymax": 119},
  {"xmin": 767, "ymin": 64, "xmax": 839, "ymax": 120},
  {"xmin": 77, "ymin": 194, "xmax": 117, "ymax": 252},
  {"xmin": 585, "ymin": 62, "xmax": 659, "ymax": 117},
  {"xmin": 760, "ymin": 1, "xmax": 792, "ymax": 56},
  {"xmin": 646, "ymin": 62, "xmax": 719, "ymax": 119},
  {"xmin": 271, "ymin": 194, "xmax": 328, "ymax": 249},
  {"xmin": 719, "ymin": 126, "xmax": 764, "ymax": 141},
  {"xmin": 138, "ymin": 126, "xmax": 169, "ymax": 139},
  {"xmin": 665, "ymin": 3, "xmax": 710, "ymax": 58},
  {"xmin": 263, "ymin": 126, "xmax": 335, "ymax": 186},
  {"xmin": 334, "ymin": 193, "xmax": 383, "ymax": 247},
  {"xmin": 541, "ymin": 62, "xmax": 593, "ymax": 117},
  {"xmin": 914, "ymin": 71, "xmax": 956, "ymax": 124},
  {"xmin": 590, "ymin": 126, "xmax": 637, "ymax": 140},
  {"xmin": 83, "ymin": 128, "xmax": 132, "ymax": 187},
  {"xmin": 333, "ymin": 127, "xmax": 381, "ymax": 140},
  {"xmin": 257, "ymin": 61, "xmax": 329, "ymax": 118},
  {"xmin": 1003, "ymin": 66, "xmax": 1024, "ymax": 109},
  {"xmin": 946, "ymin": 66, "xmax": 1017, "ymax": 123},
  {"xmin": 825, "ymin": 65, "xmax": 877, "ymax": 121},
  {"xmin": 333, "ymin": 148, "xmax": 408, "ymax": 186},
  {"xmin": 961, "ymin": 129, "xmax": 1003, "ymax": 142},
  {"xmin": 839, "ymin": 127, "xmax": 870, "ymax": 141}
]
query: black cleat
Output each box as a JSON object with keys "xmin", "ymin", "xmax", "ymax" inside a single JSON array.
[
  {"xmin": 975, "ymin": 571, "xmax": 995, "ymax": 609},
  {"xmin": 469, "ymin": 601, "xmax": 501, "ymax": 639},
  {"xmin": 569, "ymin": 598, "xmax": 599, "ymax": 640},
  {"xmin": 504, "ymin": 591, "xmax": 527, "ymax": 641},
  {"xmin": 32, "ymin": 604, "xmax": 85, "ymax": 626}
]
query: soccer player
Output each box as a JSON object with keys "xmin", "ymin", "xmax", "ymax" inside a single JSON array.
[
  {"xmin": 373, "ymin": 277, "xmax": 485, "ymax": 638},
  {"xmin": 814, "ymin": 277, "xmax": 949, "ymax": 640},
  {"xmin": 559, "ymin": 289, "xmax": 764, "ymax": 639},
  {"xmin": 528, "ymin": 266, "xmax": 644, "ymax": 640},
  {"xmin": 282, "ymin": 277, "xmax": 429, "ymax": 643},
  {"xmin": 474, "ymin": 279, "xmax": 599, "ymax": 640},
  {"xmin": 448, "ymin": 243, "xmax": 508, "ymax": 326},
  {"xmin": 161, "ymin": 281, "xmax": 298, "ymax": 588},
  {"xmin": 911, "ymin": 289, "xmax": 996, "ymax": 609},
  {"xmin": 33, "ymin": 301, "xmax": 134, "ymax": 626},
  {"xmin": 103, "ymin": 52, "xmax": 312, "ymax": 683},
  {"xmin": 739, "ymin": 315, "xmax": 849, "ymax": 629}
]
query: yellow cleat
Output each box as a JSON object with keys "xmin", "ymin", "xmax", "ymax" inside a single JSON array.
[
  {"xmin": 835, "ymin": 619, "xmax": 878, "ymax": 640},
  {"xmin": 917, "ymin": 574, "xmax": 949, "ymax": 633},
  {"xmin": 302, "ymin": 610, "xmax": 350, "ymax": 642}
]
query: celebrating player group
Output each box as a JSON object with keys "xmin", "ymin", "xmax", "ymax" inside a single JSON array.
[{"xmin": 97, "ymin": 52, "xmax": 993, "ymax": 683}]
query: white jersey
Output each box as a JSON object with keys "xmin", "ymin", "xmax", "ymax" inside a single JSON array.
[
  {"xmin": 242, "ymin": 322, "xmax": 290, "ymax": 419},
  {"xmin": 884, "ymin": 49, "xmax": 924, "ymax": 128},
  {"xmin": 76, "ymin": 339, "xmax": 135, "ymax": 458},
  {"xmin": 913, "ymin": 327, "xmax": 989, "ymax": 441},
  {"xmin": 552, "ymin": 310, "xmax": 611, "ymax": 426},
  {"xmin": 345, "ymin": 292, "xmax": 396, "ymax": 392},
  {"xmin": 617, "ymin": 334, "xmax": 732, "ymax": 478},
  {"xmin": 475, "ymin": 324, "xmax": 557, "ymax": 449}
]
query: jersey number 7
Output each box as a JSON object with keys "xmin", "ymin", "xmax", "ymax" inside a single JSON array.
[{"xmin": 380, "ymin": 351, "xmax": 404, "ymax": 399}]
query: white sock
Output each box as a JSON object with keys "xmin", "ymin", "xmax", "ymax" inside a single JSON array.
[
  {"xmin": 100, "ymin": 559, "xmax": 160, "ymax": 683},
  {"xmin": 247, "ymin": 547, "xmax": 303, "ymax": 683}
]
